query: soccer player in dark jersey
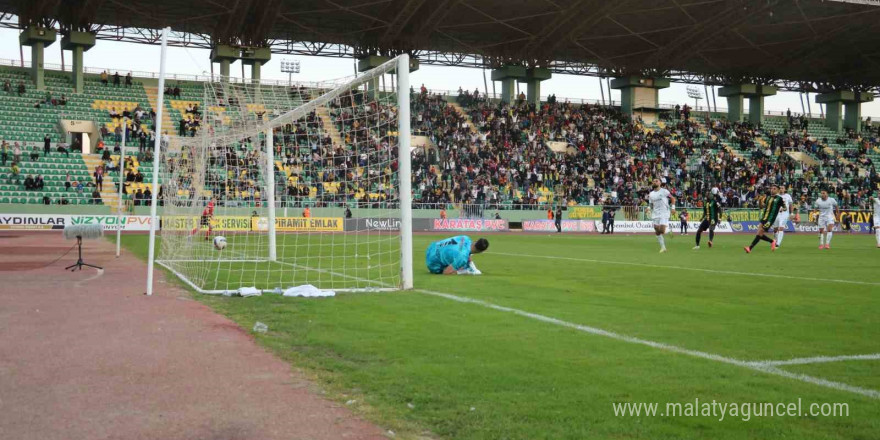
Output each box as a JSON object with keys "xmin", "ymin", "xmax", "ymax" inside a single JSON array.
[
  {"xmin": 693, "ymin": 188, "xmax": 722, "ymax": 250},
  {"xmin": 744, "ymin": 185, "xmax": 782, "ymax": 253}
]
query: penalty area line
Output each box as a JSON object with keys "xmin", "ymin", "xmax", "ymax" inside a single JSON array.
[
  {"xmin": 414, "ymin": 288, "xmax": 880, "ymax": 400},
  {"xmin": 752, "ymin": 353, "xmax": 880, "ymax": 367},
  {"xmin": 493, "ymin": 252, "xmax": 880, "ymax": 287}
]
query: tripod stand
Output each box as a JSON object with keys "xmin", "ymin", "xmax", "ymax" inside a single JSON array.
[{"xmin": 65, "ymin": 236, "xmax": 103, "ymax": 271}]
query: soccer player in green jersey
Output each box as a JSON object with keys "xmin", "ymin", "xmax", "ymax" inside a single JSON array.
[
  {"xmin": 745, "ymin": 185, "xmax": 782, "ymax": 253},
  {"xmin": 693, "ymin": 187, "xmax": 722, "ymax": 250}
]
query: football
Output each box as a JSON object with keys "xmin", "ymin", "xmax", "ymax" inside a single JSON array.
[{"xmin": 213, "ymin": 236, "xmax": 227, "ymax": 251}]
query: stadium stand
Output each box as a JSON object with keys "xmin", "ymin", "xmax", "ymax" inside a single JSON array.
[{"xmin": 0, "ymin": 65, "xmax": 878, "ymax": 211}]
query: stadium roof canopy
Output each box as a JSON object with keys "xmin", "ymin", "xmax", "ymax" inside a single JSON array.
[{"xmin": 2, "ymin": 0, "xmax": 880, "ymax": 91}]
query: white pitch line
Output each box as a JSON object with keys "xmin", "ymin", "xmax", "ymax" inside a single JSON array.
[
  {"xmin": 414, "ymin": 288, "xmax": 880, "ymax": 400},
  {"xmin": 493, "ymin": 252, "xmax": 880, "ymax": 287},
  {"xmin": 753, "ymin": 353, "xmax": 880, "ymax": 367}
]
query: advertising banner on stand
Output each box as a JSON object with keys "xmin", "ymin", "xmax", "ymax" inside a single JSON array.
[
  {"xmin": 257, "ymin": 217, "xmax": 345, "ymax": 232},
  {"xmin": 603, "ymin": 221, "xmax": 733, "ymax": 233},
  {"xmin": 431, "ymin": 218, "xmax": 509, "ymax": 232},
  {"xmin": 344, "ymin": 218, "xmax": 402, "ymax": 231},
  {"xmin": 522, "ymin": 220, "xmax": 596, "ymax": 232},
  {"xmin": 0, "ymin": 214, "xmax": 155, "ymax": 231}
]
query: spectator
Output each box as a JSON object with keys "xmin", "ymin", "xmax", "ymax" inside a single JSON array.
[
  {"xmin": 91, "ymin": 188, "xmax": 102, "ymax": 204},
  {"xmin": 344, "ymin": 206, "xmax": 352, "ymax": 218},
  {"xmin": 24, "ymin": 174, "xmax": 35, "ymax": 190},
  {"xmin": 143, "ymin": 187, "xmax": 152, "ymax": 205},
  {"xmin": 94, "ymin": 166, "xmax": 104, "ymax": 191},
  {"xmin": 101, "ymin": 70, "xmax": 109, "ymax": 85},
  {"xmin": 125, "ymin": 72, "xmax": 132, "ymax": 88},
  {"xmin": 59, "ymin": 94, "xmax": 66, "ymax": 105},
  {"xmin": 42, "ymin": 195, "xmax": 51, "ymax": 205},
  {"xmin": 43, "ymin": 134, "xmax": 51, "ymax": 156},
  {"xmin": 303, "ymin": 207, "xmax": 311, "ymax": 218},
  {"xmin": 113, "ymin": 71, "xmax": 120, "ymax": 87},
  {"xmin": 134, "ymin": 188, "xmax": 143, "ymax": 206},
  {"xmin": 65, "ymin": 172, "xmax": 71, "ymax": 191},
  {"xmin": 12, "ymin": 142, "xmax": 22, "ymax": 162},
  {"xmin": 0, "ymin": 140, "xmax": 7, "ymax": 166},
  {"xmin": 34, "ymin": 174, "xmax": 44, "ymax": 191},
  {"xmin": 173, "ymin": 85, "xmax": 181, "ymax": 98},
  {"xmin": 135, "ymin": 171, "xmax": 144, "ymax": 183},
  {"xmin": 17, "ymin": 81, "xmax": 25, "ymax": 96},
  {"xmin": 139, "ymin": 131, "xmax": 147, "ymax": 152},
  {"xmin": 2, "ymin": 79, "xmax": 9, "ymax": 94},
  {"xmin": 29, "ymin": 145, "xmax": 39, "ymax": 161},
  {"xmin": 9, "ymin": 162, "xmax": 20, "ymax": 183}
]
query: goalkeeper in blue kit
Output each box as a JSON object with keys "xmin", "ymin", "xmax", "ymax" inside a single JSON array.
[{"xmin": 425, "ymin": 235, "xmax": 490, "ymax": 275}]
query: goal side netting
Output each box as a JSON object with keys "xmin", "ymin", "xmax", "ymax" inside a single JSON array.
[{"xmin": 156, "ymin": 55, "xmax": 413, "ymax": 294}]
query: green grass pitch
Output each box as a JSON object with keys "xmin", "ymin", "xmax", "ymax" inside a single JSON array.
[{"xmin": 121, "ymin": 231, "xmax": 880, "ymax": 440}]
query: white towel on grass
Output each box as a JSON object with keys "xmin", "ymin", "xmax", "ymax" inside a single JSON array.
[
  {"xmin": 238, "ymin": 287, "xmax": 262, "ymax": 297},
  {"xmin": 283, "ymin": 284, "xmax": 336, "ymax": 298}
]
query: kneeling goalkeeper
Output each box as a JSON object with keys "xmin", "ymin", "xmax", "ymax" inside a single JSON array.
[{"xmin": 426, "ymin": 235, "xmax": 489, "ymax": 275}]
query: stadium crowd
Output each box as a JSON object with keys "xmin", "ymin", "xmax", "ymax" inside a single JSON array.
[{"xmin": 4, "ymin": 82, "xmax": 880, "ymax": 213}]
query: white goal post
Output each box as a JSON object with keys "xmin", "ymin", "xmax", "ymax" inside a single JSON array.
[{"xmin": 151, "ymin": 54, "xmax": 413, "ymax": 294}]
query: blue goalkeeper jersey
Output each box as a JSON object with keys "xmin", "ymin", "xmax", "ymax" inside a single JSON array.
[{"xmin": 425, "ymin": 235, "xmax": 472, "ymax": 274}]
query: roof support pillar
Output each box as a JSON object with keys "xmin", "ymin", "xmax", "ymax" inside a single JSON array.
[
  {"xmin": 241, "ymin": 47, "xmax": 271, "ymax": 82},
  {"xmin": 358, "ymin": 55, "xmax": 390, "ymax": 100},
  {"xmin": 519, "ymin": 68, "xmax": 551, "ymax": 106},
  {"xmin": 610, "ymin": 76, "xmax": 669, "ymax": 117},
  {"xmin": 211, "ymin": 44, "xmax": 239, "ymax": 81},
  {"xmin": 20, "ymin": 26, "xmax": 57, "ymax": 90},
  {"xmin": 62, "ymin": 31, "xmax": 96, "ymax": 94},
  {"xmin": 718, "ymin": 84, "xmax": 776, "ymax": 124},
  {"xmin": 816, "ymin": 91, "xmax": 874, "ymax": 132},
  {"xmin": 491, "ymin": 65, "xmax": 527, "ymax": 104}
]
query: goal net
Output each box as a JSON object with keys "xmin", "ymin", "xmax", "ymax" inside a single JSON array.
[{"xmin": 156, "ymin": 55, "xmax": 413, "ymax": 294}]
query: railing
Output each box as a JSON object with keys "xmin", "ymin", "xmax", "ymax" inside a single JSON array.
[
  {"xmin": 0, "ymin": 57, "xmax": 344, "ymax": 89},
  {"xmin": 0, "ymin": 56, "xmax": 870, "ymax": 119}
]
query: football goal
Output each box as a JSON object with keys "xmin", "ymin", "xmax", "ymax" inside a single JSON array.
[{"xmin": 154, "ymin": 55, "xmax": 413, "ymax": 294}]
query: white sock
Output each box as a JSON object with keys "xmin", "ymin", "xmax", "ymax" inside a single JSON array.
[
  {"xmin": 826, "ymin": 232, "xmax": 833, "ymax": 245},
  {"xmin": 657, "ymin": 234, "xmax": 666, "ymax": 249},
  {"xmin": 875, "ymin": 229, "xmax": 880, "ymax": 245},
  {"xmin": 819, "ymin": 234, "xmax": 825, "ymax": 246},
  {"xmin": 776, "ymin": 231, "xmax": 784, "ymax": 245}
]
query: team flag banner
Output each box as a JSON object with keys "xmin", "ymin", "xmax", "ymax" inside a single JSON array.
[
  {"xmin": 568, "ymin": 206, "xmax": 604, "ymax": 220},
  {"xmin": 0, "ymin": 214, "xmax": 154, "ymax": 231},
  {"xmin": 522, "ymin": 220, "xmax": 597, "ymax": 232},
  {"xmin": 808, "ymin": 210, "xmax": 873, "ymax": 223}
]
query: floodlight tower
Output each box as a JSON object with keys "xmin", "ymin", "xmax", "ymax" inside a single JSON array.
[
  {"xmin": 280, "ymin": 59, "xmax": 301, "ymax": 86},
  {"xmin": 686, "ymin": 86, "xmax": 703, "ymax": 116}
]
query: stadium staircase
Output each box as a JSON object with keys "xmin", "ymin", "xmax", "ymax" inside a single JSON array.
[
  {"xmin": 448, "ymin": 102, "xmax": 479, "ymax": 135},
  {"xmin": 81, "ymin": 154, "xmax": 119, "ymax": 208},
  {"xmin": 143, "ymin": 85, "xmax": 174, "ymax": 137},
  {"xmin": 314, "ymin": 106, "xmax": 345, "ymax": 147}
]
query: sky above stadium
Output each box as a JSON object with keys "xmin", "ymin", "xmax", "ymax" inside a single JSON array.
[{"xmin": 1, "ymin": 28, "xmax": 878, "ymax": 118}]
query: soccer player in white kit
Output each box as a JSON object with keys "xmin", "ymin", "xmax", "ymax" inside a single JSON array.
[
  {"xmin": 647, "ymin": 178, "xmax": 676, "ymax": 253},
  {"xmin": 813, "ymin": 190, "xmax": 839, "ymax": 250},
  {"xmin": 871, "ymin": 192, "xmax": 880, "ymax": 248},
  {"xmin": 773, "ymin": 186, "xmax": 794, "ymax": 247}
]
